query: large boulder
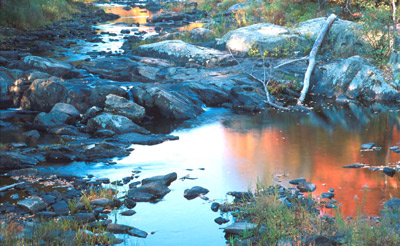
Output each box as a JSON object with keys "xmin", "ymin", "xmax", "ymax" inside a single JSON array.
[
  {"xmin": 134, "ymin": 40, "xmax": 235, "ymax": 67},
  {"xmin": 20, "ymin": 78, "xmax": 128, "ymax": 113},
  {"xmin": 131, "ymin": 84, "xmax": 204, "ymax": 119},
  {"xmin": 22, "ymin": 56, "xmax": 81, "ymax": 79},
  {"xmin": 216, "ymin": 23, "xmax": 309, "ymax": 57},
  {"xmin": 104, "ymin": 94, "xmax": 145, "ymax": 122},
  {"xmin": 86, "ymin": 113, "xmax": 149, "ymax": 134},
  {"xmin": 0, "ymin": 67, "xmax": 23, "ymax": 108},
  {"xmin": 313, "ymin": 56, "xmax": 400, "ymax": 101},
  {"xmin": 293, "ymin": 17, "xmax": 366, "ymax": 58}
]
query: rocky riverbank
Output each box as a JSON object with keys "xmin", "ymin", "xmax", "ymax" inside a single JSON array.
[{"xmin": 0, "ymin": 0, "xmax": 399, "ymax": 245}]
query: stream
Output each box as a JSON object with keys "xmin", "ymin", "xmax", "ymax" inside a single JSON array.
[{"xmin": 1, "ymin": 3, "xmax": 400, "ymax": 245}]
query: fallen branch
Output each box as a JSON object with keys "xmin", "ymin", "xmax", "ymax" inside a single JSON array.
[
  {"xmin": 274, "ymin": 56, "xmax": 309, "ymax": 69},
  {"xmin": 228, "ymin": 49, "xmax": 290, "ymax": 111},
  {"xmin": 0, "ymin": 182, "xmax": 24, "ymax": 192},
  {"xmin": 297, "ymin": 14, "xmax": 337, "ymax": 105}
]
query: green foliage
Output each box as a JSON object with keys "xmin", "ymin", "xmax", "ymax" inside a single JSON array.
[{"xmin": 0, "ymin": 0, "xmax": 80, "ymax": 29}]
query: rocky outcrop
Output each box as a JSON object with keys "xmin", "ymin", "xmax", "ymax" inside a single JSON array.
[
  {"xmin": 86, "ymin": 113, "xmax": 149, "ymax": 134},
  {"xmin": 216, "ymin": 23, "xmax": 309, "ymax": 57},
  {"xmin": 20, "ymin": 78, "xmax": 128, "ymax": 113},
  {"xmin": 104, "ymin": 94, "xmax": 145, "ymax": 122},
  {"xmin": 293, "ymin": 17, "xmax": 366, "ymax": 58},
  {"xmin": 131, "ymin": 84, "xmax": 204, "ymax": 119},
  {"xmin": 313, "ymin": 56, "xmax": 400, "ymax": 101},
  {"xmin": 134, "ymin": 40, "xmax": 235, "ymax": 67},
  {"xmin": 22, "ymin": 56, "xmax": 81, "ymax": 79}
]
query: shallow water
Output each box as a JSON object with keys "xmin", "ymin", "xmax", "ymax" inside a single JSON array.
[{"xmin": 33, "ymin": 103, "xmax": 400, "ymax": 245}]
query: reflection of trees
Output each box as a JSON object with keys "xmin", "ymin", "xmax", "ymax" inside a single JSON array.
[{"xmin": 220, "ymin": 103, "xmax": 400, "ymax": 217}]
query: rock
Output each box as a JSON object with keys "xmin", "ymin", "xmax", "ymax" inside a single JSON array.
[
  {"xmin": 128, "ymin": 227, "xmax": 148, "ymax": 238},
  {"xmin": 36, "ymin": 211, "xmax": 57, "ymax": 220},
  {"xmin": 305, "ymin": 235, "xmax": 333, "ymax": 246},
  {"xmin": 321, "ymin": 192, "xmax": 335, "ymax": 199},
  {"xmin": 384, "ymin": 198, "xmax": 400, "ymax": 211},
  {"xmin": 230, "ymin": 85, "xmax": 268, "ymax": 112},
  {"xmin": 343, "ymin": 163, "xmax": 365, "ymax": 168},
  {"xmin": 217, "ymin": 23, "xmax": 309, "ymax": 57},
  {"xmin": 22, "ymin": 130, "xmax": 40, "ymax": 139},
  {"xmin": 73, "ymin": 213, "xmax": 96, "ymax": 223},
  {"xmin": 0, "ymin": 67, "xmax": 21, "ymax": 108},
  {"xmin": 22, "ymin": 56, "xmax": 81, "ymax": 79},
  {"xmin": 214, "ymin": 217, "xmax": 230, "ymax": 225},
  {"xmin": 106, "ymin": 223, "xmax": 133, "ymax": 234},
  {"xmin": 96, "ymin": 178, "xmax": 110, "ymax": 184},
  {"xmin": 297, "ymin": 181, "xmax": 316, "ymax": 192},
  {"xmin": 33, "ymin": 103, "xmax": 80, "ymax": 130},
  {"xmin": 52, "ymin": 200, "xmax": 69, "ymax": 216},
  {"xmin": 137, "ymin": 65, "xmax": 160, "ymax": 81},
  {"xmin": 17, "ymin": 197, "xmax": 46, "ymax": 213},
  {"xmin": 190, "ymin": 28, "xmax": 213, "ymax": 42},
  {"xmin": 127, "ymin": 181, "xmax": 171, "ymax": 202},
  {"xmin": 141, "ymin": 172, "xmax": 177, "ymax": 186},
  {"xmin": 49, "ymin": 125, "xmax": 79, "ymax": 136},
  {"xmin": 149, "ymin": 12, "xmax": 189, "ymax": 23},
  {"xmin": 120, "ymin": 210, "xmax": 136, "ymax": 216},
  {"xmin": 104, "ymin": 94, "xmax": 145, "ymax": 122},
  {"xmin": 134, "ymin": 40, "xmax": 235, "ymax": 67},
  {"xmin": 211, "ymin": 202, "xmax": 220, "ymax": 212},
  {"xmin": 76, "ymin": 142, "xmax": 130, "ymax": 161},
  {"xmin": 81, "ymin": 106, "xmax": 102, "ymax": 124},
  {"xmin": 10, "ymin": 168, "xmax": 39, "ymax": 177},
  {"xmin": 40, "ymin": 195, "xmax": 56, "ymax": 205},
  {"xmin": 383, "ymin": 167, "xmax": 396, "ymax": 177},
  {"xmin": 314, "ymin": 56, "xmax": 400, "ymax": 102},
  {"xmin": 124, "ymin": 198, "xmax": 137, "ymax": 209},
  {"xmin": 223, "ymin": 222, "xmax": 258, "ymax": 235},
  {"xmin": 289, "ymin": 178, "xmax": 306, "ymax": 185},
  {"xmin": 0, "ymin": 151, "xmax": 39, "ymax": 170},
  {"xmin": 227, "ymin": 191, "xmax": 253, "ymax": 201},
  {"xmin": 117, "ymin": 132, "xmax": 179, "ymax": 145},
  {"xmin": 361, "ymin": 142, "xmax": 376, "ymax": 149},
  {"xmin": 94, "ymin": 129, "xmax": 116, "ymax": 138},
  {"xmin": 131, "ymin": 84, "xmax": 203, "ymax": 119},
  {"xmin": 90, "ymin": 198, "xmax": 115, "ymax": 207},
  {"xmin": 184, "ymin": 186, "xmax": 209, "ymax": 200},
  {"xmin": 87, "ymin": 113, "xmax": 149, "ymax": 134}
]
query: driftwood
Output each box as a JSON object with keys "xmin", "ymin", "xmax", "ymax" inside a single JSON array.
[
  {"xmin": 0, "ymin": 182, "xmax": 24, "ymax": 192},
  {"xmin": 297, "ymin": 14, "xmax": 337, "ymax": 105}
]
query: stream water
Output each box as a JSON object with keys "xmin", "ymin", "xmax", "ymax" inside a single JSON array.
[{"xmin": 1, "ymin": 4, "xmax": 400, "ymax": 246}]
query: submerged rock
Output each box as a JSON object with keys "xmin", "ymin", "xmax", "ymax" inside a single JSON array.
[{"xmin": 128, "ymin": 227, "xmax": 148, "ymax": 238}]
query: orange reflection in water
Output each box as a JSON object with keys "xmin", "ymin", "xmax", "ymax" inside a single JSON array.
[
  {"xmin": 222, "ymin": 115, "xmax": 400, "ymax": 217},
  {"xmin": 179, "ymin": 22, "xmax": 204, "ymax": 32},
  {"xmin": 100, "ymin": 6, "xmax": 161, "ymax": 25}
]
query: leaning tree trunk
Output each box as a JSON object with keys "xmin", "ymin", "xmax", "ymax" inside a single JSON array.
[{"xmin": 297, "ymin": 14, "xmax": 337, "ymax": 105}]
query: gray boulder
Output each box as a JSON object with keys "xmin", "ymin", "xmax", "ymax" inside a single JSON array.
[
  {"xmin": 0, "ymin": 152, "xmax": 39, "ymax": 170},
  {"xmin": 297, "ymin": 181, "xmax": 316, "ymax": 192},
  {"xmin": 314, "ymin": 56, "xmax": 400, "ymax": 101},
  {"xmin": 141, "ymin": 172, "xmax": 177, "ymax": 186},
  {"xmin": 81, "ymin": 106, "xmax": 102, "ymax": 124},
  {"xmin": 135, "ymin": 40, "xmax": 235, "ymax": 67},
  {"xmin": 22, "ymin": 56, "xmax": 81, "ymax": 79},
  {"xmin": 184, "ymin": 186, "xmax": 209, "ymax": 200},
  {"xmin": 190, "ymin": 28, "xmax": 213, "ymax": 42},
  {"xmin": 294, "ymin": 17, "xmax": 366, "ymax": 58},
  {"xmin": 33, "ymin": 103, "xmax": 80, "ymax": 130},
  {"xmin": 0, "ymin": 67, "xmax": 23, "ymax": 108},
  {"xmin": 131, "ymin": 84, "xmax": 203, "ymax": 119},
  {"xmin": 127, "ymin": 181, "xmax": 171, "ymax": 202},
  {"xmin": 86, "ymin": 113, "xmax": 149, "ymax": 134},
  {"xmin": 216, "ymin": 23, "xmax": 309, "ymax": 57},
  {"xmin": 17, "ymin": 197, "xmax": 46, "ymax": 213},
  {"xmin": 104, "ymin": 94, "xmax": 145, "ymax": 122}
]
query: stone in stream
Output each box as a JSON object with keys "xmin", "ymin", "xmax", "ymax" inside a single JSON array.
[
  {"xmin": 321, "ymin": 192, "xmax": 335, "ymax": 199},
  {"xmin": 383, "ymin": 167, "xmax": 396, "ymax": 177},
  {"xmin": 342, "ymin": 163, "xmax": 365, "ymax": 168},
  {"xmin": 227, "ymin": 191, "xmax": 253, "ymax": 201},
  {"xmin": 211, "ymin": 202, "xmax": 220, "ymax": 212},
  {"xmin": 22, "ymin": 55, "xmax": 82, "ymax": 79},
  {"xmin": 120, "ymin": 210, "xmax": 136, "ymax": 216},
  {"xmin": 22, "ymin": 130, "xmax": 40, "ymax": 139},
  {"xmin": 17, "ymin": 197, "xmax": 46, "ymax": 213},
  {"xmin": 128, "ymin": 227, "xmax": 148, "ymax": 238},
  {"xmin": 141, "ymin": 172, "xmax": 177, "ymax": 186},
  {"xmin": 184, "ymin": 186, "xmax": 209, "ymax": 200},
  {"xmin": 297, "ymin": 181, "xmax": 316, "ymax": 193},
  {"xmin": 289, "ymin": 178, "xmax": 306, "ymax": 185},
  {"xmin": 361, "ymin": 142, "xmax": 376, "ymax": 149},
  {"xmin": 0, "ymin": 151, "xmax": 39, "ymax": 170},
  {"xmin": 87, "ymin": 113, "xmax": 149, "ymax": 134},
  {"xmin": 104, "ymin": 94, "xmax": 145, "ymax": 123},
  {"xmin": 117, "ymin": 132, "xmax": 179, "ymax": 145},
  {"xmin": 223, "ymin": 221, "xmax": 258, "ymax": 235},
  {"xmin": 106, "ymin": 223, "xmax": 133, "ymax": 234},
  {"xmin": 214, "ymin": 217, "xmax": 230, "ymax": 225}
]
